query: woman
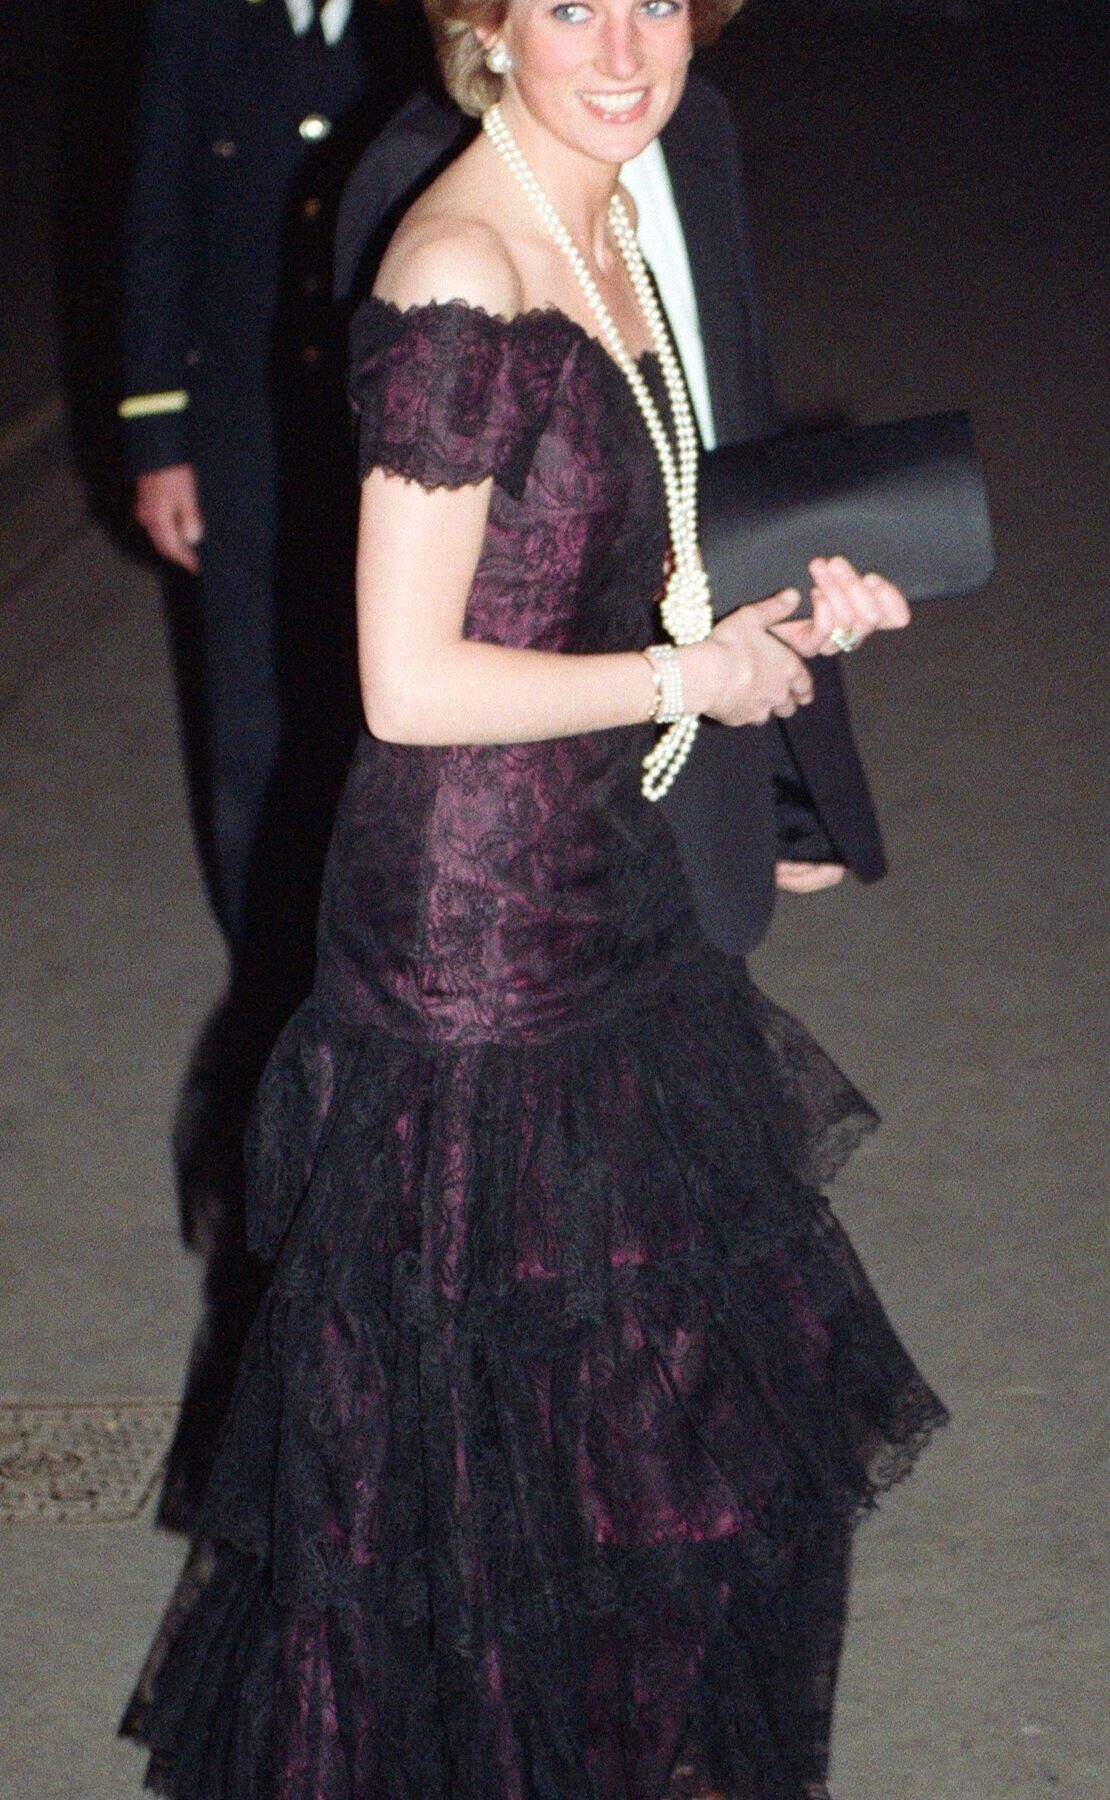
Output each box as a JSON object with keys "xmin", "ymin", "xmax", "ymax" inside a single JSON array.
[{"xmin": 123, "ymin": 2, "xmax": 948, "ymax": 1794}]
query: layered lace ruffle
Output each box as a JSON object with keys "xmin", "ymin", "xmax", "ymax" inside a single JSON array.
[{"xmin": 124, "ymin": 956, "xmax": 946, "ymax": 1799}]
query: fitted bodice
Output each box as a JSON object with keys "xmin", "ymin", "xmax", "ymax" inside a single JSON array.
[
  {"xmin": 349, "ymin": 297, "xmax": 670, "ymax": 653},
  {"xmin": 315, "ymin": 298, "xmax": 701, "ymax": 1045}
]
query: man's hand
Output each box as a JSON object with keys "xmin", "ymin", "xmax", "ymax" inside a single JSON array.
[
  {"xmin": 134, "ymin": 463, "xmax": 204, "ymax": 573},
  {"xmin": 775, "ymin": 860, "xmax": 846, "ymax": 893}
]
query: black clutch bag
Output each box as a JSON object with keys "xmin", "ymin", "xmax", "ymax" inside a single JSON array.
[{"xmin": 698, "ymin": 409, "xmax": 995, "ymax": 619}]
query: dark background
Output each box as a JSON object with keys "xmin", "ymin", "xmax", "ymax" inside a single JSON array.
[{"xmin": 1, "ymin": 0, "xmax": 1104, "ymax": 511}]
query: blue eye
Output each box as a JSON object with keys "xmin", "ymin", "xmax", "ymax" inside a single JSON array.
[
  {"xmin": 551, "ymin": 0, "xmax": 681, "ymax": 19},
  {"xmin": 550, "ymin": 0, "xmax": 681, "ymax": 21}
]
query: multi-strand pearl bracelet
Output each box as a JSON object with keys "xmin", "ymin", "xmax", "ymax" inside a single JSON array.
[{"xmin": 642, "ymin": 643, "xmax": 685, "ymax": 725}]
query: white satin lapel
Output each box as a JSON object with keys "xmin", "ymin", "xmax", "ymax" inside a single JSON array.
[
  {"xmin": 284, "ymin": 0, "xmax": 314, "ymax": 35},
  {"xmin": 319, "ymin": 0, "xmax": 353, "ymax": 43},
  {"xmin": 283, "ymin": 0, "xmax": 351, "ymax": 42}
]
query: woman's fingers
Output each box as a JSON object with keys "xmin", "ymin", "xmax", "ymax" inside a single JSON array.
[
  {"xmin": 808, "ymin": 557, "xmax": 858, "ymax": 644},
  {"xmin": 750, "ymin": 636, "xmax": 812, "ymax": 720},
  {"xmin": 772, "ymin": 588, "xmax": 837, "ymax": 658},
  {"xmin": 806, "ymin": 557, "xmax": 912, "ymax": 652},
  {"xmin": 811, "ymin": 555, "xmax": 881, "ymax": 642},
  {"xmin": 774, "ymin": 556, "xmax": 910, "ymax": 660},
  {"xmin": 808, "ymin": 587, "xmax": 843, "ymax": 656},
  {"xmin": 786, "ymin": 660, "xmax": 814, "ymax": 707},
  {"xmin": 862, "ymin": 570, "xmax": 912, "ymax": 626},
  {"xmin": 771, "ymin": 668, "xmax": 815, "ymax": 717},
  {"xmin": 750, "ymin": 586, "xmax": 804, "ymax": 630},
  {"xmin": 708, "ymin": 594, "xmax": 817, "ymax": 725}
]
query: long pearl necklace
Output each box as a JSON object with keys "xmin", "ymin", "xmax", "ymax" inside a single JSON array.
[{"xmin": 481, "ymin": 103, "xmax": 712, "ymax": 801}]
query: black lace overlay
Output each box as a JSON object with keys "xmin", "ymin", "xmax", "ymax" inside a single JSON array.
[
  {"xmin": 123, "ymin": 300, "xmax": 948, "ymax": 1799},
  {"xmin": 349, "ymin": 296, "xmax": 575, "ymax": 498}
]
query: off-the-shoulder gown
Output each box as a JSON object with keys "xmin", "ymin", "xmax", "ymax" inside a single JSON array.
[{"xmin": 123, "ymin": 297, "xmax": 948, "ymax": 1800}]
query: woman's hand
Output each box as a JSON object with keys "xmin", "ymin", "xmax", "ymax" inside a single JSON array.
[
  {"xmin": 680, "ymin": 588, "xmax": 815, "ymax": 726},
  {"xmin": 773, "ymin": 556, "xmax": 910, "ymax": 659}
]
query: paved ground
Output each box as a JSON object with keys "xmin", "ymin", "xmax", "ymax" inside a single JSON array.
[{"xmin": 0, "ymin": 6, "xmax": 1106, "ymax": 1797}]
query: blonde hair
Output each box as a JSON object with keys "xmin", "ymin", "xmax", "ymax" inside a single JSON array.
[{"xmin": 423, "ymin": 0, "xmax": 747, "ymax": 119}]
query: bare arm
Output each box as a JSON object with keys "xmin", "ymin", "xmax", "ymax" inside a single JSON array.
[
  {"xmin": 357, "ymin": 469, "xmax": 661, "ymax": 742},
  {"xmin": 358, "ymin": 223, "xmax": 815, "ymax": 746},
  {"xmin": 357, "ymin": 470, "xmax": 813, "ymax": 745}
]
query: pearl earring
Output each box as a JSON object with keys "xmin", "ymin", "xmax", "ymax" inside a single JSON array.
[{"xmin": 485, "ymin": 43, "xmax": 513, "ymax": 76}]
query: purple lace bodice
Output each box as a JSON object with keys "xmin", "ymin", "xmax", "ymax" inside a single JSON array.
[{"xmin": 321, "ymin": 297, "xmax": 696, "ymax": 1045}]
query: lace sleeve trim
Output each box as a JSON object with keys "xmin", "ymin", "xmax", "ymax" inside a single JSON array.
[{"xmin": 348, "ymin": 296, "xmax": 573, "ymax": 500}]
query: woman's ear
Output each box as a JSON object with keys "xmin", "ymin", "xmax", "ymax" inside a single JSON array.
[
  {"xmin": 474, "ymin": 3, "xmax": 515, "ymax": 59},
  {"xmin": 472, "ymin": 18, "xmax": 501, "ymax": 56}
]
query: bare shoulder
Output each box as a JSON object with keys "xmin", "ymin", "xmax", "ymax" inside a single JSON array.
[{"xmin": 374, "ymin": 205, "xmax": 524, "ymax": 321}]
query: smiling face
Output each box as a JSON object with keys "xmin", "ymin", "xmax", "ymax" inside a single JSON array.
[{"xmin": 491, "ymin": 0, "xmax": 693, "ymax": 166}]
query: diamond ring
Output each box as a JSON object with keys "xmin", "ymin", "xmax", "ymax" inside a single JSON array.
[{"xmin": 830, "ymin": 626, "xmax": 864, "ymax": 653}]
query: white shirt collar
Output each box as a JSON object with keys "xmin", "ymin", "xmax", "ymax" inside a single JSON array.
[
  {"xmin": 284, "ymin": 0, "xmax": 352, "ymax": 46},
  {"xmin": 620, "ymin": 140, "xmax": 717, "ymax": 451}
]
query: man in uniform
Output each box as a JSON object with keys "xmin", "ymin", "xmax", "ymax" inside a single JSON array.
[
  {"xmin": 120, "ymin": 0, "xmax": 424, "ymax": 1526},
  {"xmin": 122, "ymin": 0, "xmax": 423, "ymax": 970}
]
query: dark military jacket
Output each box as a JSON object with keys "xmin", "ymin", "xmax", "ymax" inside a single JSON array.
[{"xmin": 119, "ymin": 0, "xmax": 424, "ymax": 475}]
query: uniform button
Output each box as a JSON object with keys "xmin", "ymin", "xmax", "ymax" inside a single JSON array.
[
  {"xmin": 212, "ymin": 138, "xmax": 237, "ymax": 158},
  {"xmin": 298, "ymin": 114, "xmax": 332, "ymax": 142},
  {"xmin": 302, "ymin": 195, "xmax": 322, "ymax": 221},
  {"xmin": 301, "ymin": 344, "xmax": 320, "ymax": 367}
]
